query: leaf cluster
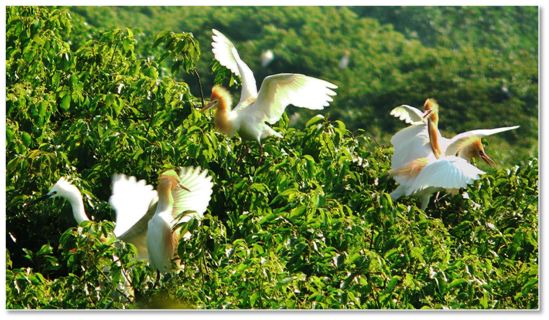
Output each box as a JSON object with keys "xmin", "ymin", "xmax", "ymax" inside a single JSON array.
[{"xmin": 5, "ymin": 6, "xmax": 538, "ymax": 310}]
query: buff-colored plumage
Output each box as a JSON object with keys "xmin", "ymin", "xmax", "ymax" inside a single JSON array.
[
  {"xmin": 389, "ymin": 99, "xmax": 519, "ymax": 209},
  {"xmin": 203, "ymin": 29, "xmax": 338, "ymax": 145},
  {"xmin": 146, "ymin": 167, "xmax": 213, "ymax": 272}
]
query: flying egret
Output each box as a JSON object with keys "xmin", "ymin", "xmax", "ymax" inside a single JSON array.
[
  {"xmin": 146, "ymin": 167, "xmax": 213, "ymax": 272},
  {"xmin": 203, "ymin": 29, "xmax": 338, "ymax": 159},
  {"xmin": 389, "ymin": 99, "xmax": 519, "ymax": 209},
  {"xmin": 260, "ymin": 49, "xmax": 274, "ymax": 67}
]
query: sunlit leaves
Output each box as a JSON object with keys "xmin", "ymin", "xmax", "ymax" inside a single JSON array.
[{"xmin": 5, "ymin": 6, "xmax": 538, "ymax": 310}]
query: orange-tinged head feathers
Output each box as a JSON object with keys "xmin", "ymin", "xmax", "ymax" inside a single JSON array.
[
  {"xmin": 158, "ymin": 170, "xmax": 179, "ymax": 190},
  {"xmin": 423, "ymin": 98, "xmax": 439, "ymax": 124},
  {"xmin": 459, "ymin": 139, "xmax": 496, "ymax": 167},
  {"xmin": 202, "ymin": 85, "xmax": 232, "ymax": 112}
]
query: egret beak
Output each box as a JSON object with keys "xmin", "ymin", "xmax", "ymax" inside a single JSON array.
[
  {"xmin": 178, "ymin": 183, "xmax": 191, "ymax": 192},
  {"xmin": 26, "ymin": 192, "xmax": 55, "ymax": 206},
  {"xmin": 478, "ymin": 150, "xmax": 496, "ymax": 167},
  {"xmin": 201, "ymin": 100, "xmax": 218, "ymax": 112},
  {"xmin": 422, "ymin": 109, "xmax": 433, "ymax": 119}
]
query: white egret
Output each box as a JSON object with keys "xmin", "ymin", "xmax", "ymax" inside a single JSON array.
[
  {"xmin": 260, "ymin": 49, "xmax": 274, "ymax": 67},
  {"xmin": 203, "ymin": 29, "xmax": 338, "ymax": 158},
  {"xmin": 42, "ymin": 166, "xmax": 213, "ymax": 271},
  {"xmin": 390, "ymin": 98, "xmax": 441, "ymax": 171},
  {"xmin": 390, "ymin": 153, "xmax": 486, "ymax": 210},
  {"xmin": 389, "ymin": 99, "xmax": 519, "ymax": 209},
  {"xmin": 43, "ymin": 175, "xmax": 157, "ymax": 260},
  {"xmin": 390, "ymin": 99, "xmax": 519, "ymax": 168},
  {"xmin": 40, "ymin": 175, "xmax": 156, "ymax": 301},
  {"xmin": 146, "ymin": 167, "xmax": 213, "ymax": 272}
]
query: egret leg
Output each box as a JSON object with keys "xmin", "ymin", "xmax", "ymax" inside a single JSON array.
[
  {"xmin": 258, "ymin": 143, "xmax": 264, "ymax": 166},
  {"xmin": 434, "ymin": 192, "xmax": 441, "ymax": 206}
]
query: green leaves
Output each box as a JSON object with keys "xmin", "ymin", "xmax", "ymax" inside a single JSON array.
[
  {"xmin": 5, "ymin": 6, "xmax": 538, "ymax": 310},
  {"xmin": 154, "ymin": 30, "xmax": 201, "ymax": 74}
]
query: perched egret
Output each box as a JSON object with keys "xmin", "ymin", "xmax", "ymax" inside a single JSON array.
[
  {"xmin": 203, "ymin": 29, "xmax": 338, "ymax": 158},
  {"xmin": 389, "ymin": 99, "xmax": 519, "ymax": 209},
  {"xmin": 390, "ymin": 98, "xmax": 441, "ymax": 171},
  {"xmin": 43, "ymin": 175, "xmax": 157, "ymax": 260},
  {"xmin": 338, "ymin": 49, "xmax": 351, "ymax": 69},
  {"xmin": 260, "ymin": 49, "xmax": 274, "ymax": 67},
  {"xmin": 40, "ymin": 175, "xmax": 157, "ymax": 301},
  {"xmin": 146, "ymin": 167, "xmax": 213, "ymax": 272},
  {"xmin": 41, "ymin": 166, "xmax": 213, "ymax": 270}
]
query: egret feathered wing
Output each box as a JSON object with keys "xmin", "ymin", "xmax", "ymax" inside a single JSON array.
[
  {"xmin": 405, "ymin": 156, "xmax": 485, "ymax": 196},
  {"xmin": 390, "ymin": 105, "xmax": 425, "ymax": 125},
  {"xmin": 171, "ymin": 166, "xmax": 214, "ymax": 223},
  {"xmin": 212, "ymin": 29, "xmax": 257, "ymax": 104},
  {"xmin": 246, "ymin": 73, "xmax": 337, "ymax": 125},
  {"xmin": 109, "ymin": 174, "xmax": 158, "ymax": 259},
  {"xmin": 444, "ymin": 126, "xmax": 519, "ymax": 156},
  {"xmin": 391, "ymin": 124, "xmax": 439, "ymax": 170}
]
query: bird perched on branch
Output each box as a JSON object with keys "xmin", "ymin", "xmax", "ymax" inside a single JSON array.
[
  {"xmin": 146, "ymin": 167, "xmax": 213, "ymax": 272},
  {"xmin": 389, "ymin": 99, "xmax": 519, "ymax": 209},
  {"xmin": 39, "ymin": 167, "xmax": 213, "ymax": 271},
  {"xmin": 202, "ymin": 29, "xmax": 338, "ymax": 161},
  {"xmin": 338, "ymin": 49, "xmax": 351, "ymax": 70}
]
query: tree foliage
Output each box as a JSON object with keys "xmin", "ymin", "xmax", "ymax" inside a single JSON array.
[
  {"xmin": 71, "ymin": 6, "xmax": 538, "ymax": 162},
  {"xmin": 5, "ymin": 6, "xmax": 538, "ymax": 309}
]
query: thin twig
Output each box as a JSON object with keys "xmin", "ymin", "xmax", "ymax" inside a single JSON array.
[{"xmin": 193, "ymin": 69, "xmax": 205, "ymax": 109}]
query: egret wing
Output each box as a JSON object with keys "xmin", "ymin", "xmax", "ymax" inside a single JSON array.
[
  {"xmin": 109, "ymin": 174, "xmax": 158, "ymax": 259},
  {"xmin": 212, "ymin": 29, "xmax": 257, "ymax": 104},
  {"xmin": 406, "ymin": 156, "xmax": 485, "ymax": 196},
  {"xmin": 390, "ymin": 124, "xmax": 436, "ymax": 170},
  {"xmin": 247, "ymin": 73, "xmax": 337, "ymax": 124},
  {"xmin": 444, "ymin": 126, "xmax": 519, "ymax": 156},
  {"xmin": 390, "ymin": 105, "xmax": 425, "ymax": 125},
  {"xmin": 172, "ymin": 166, "xmax": 214, "ymax": 223}
]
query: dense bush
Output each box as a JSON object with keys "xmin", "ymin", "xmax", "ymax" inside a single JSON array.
[{"xmin": 6, "ymin": 7, "xmax": 538, "ymax": 309}]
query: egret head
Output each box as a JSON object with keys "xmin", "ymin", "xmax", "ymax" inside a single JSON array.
[
  {"xmin": 49, "ymin": 177, "xmax": 79, "ymax": 198},
  {"xmin": 202, "ymin": 85, "xmax": 232, "ymax": 112},
  {"xmin": 459, "ymin": 139, "xmax": 496, "ymax": 167},
  {"xmin": 422, "ymin": 98, "xmax": 439, "ymax": 124},
  {"xmin": 158, "ymin": 169, "xmax": 190, "ymax": 192},
  {"xmin": 35, "ymin": 177, "xmax": 81, "ymax": 204}
]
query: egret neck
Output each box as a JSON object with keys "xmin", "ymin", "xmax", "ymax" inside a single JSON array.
[
  {"xmin": 67, "ymin": 191, "xmax": 88, "ymax": 224},
  {"xmin": 155, "ymin": 176, "xmax": 176, "ymax": 218},
  {"xmin": 424, "ymin": 99, "xmax": 441, "ymax": 159},
  {"xmin": 427, "ymin": 116, "xmax": 442, "ymax": 159}
]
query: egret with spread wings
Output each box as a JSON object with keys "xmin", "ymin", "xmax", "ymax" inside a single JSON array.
[
  {"xmin": 389, "ymin": 99, "xmax": 519, "ymax": 209},
  {"xmin": 202, "ymin": 29, "xmax": 338, "ymax": 158},
  {"xmin": 40, "ymin": 167, "xmax": 213, "ymax": 271}
]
